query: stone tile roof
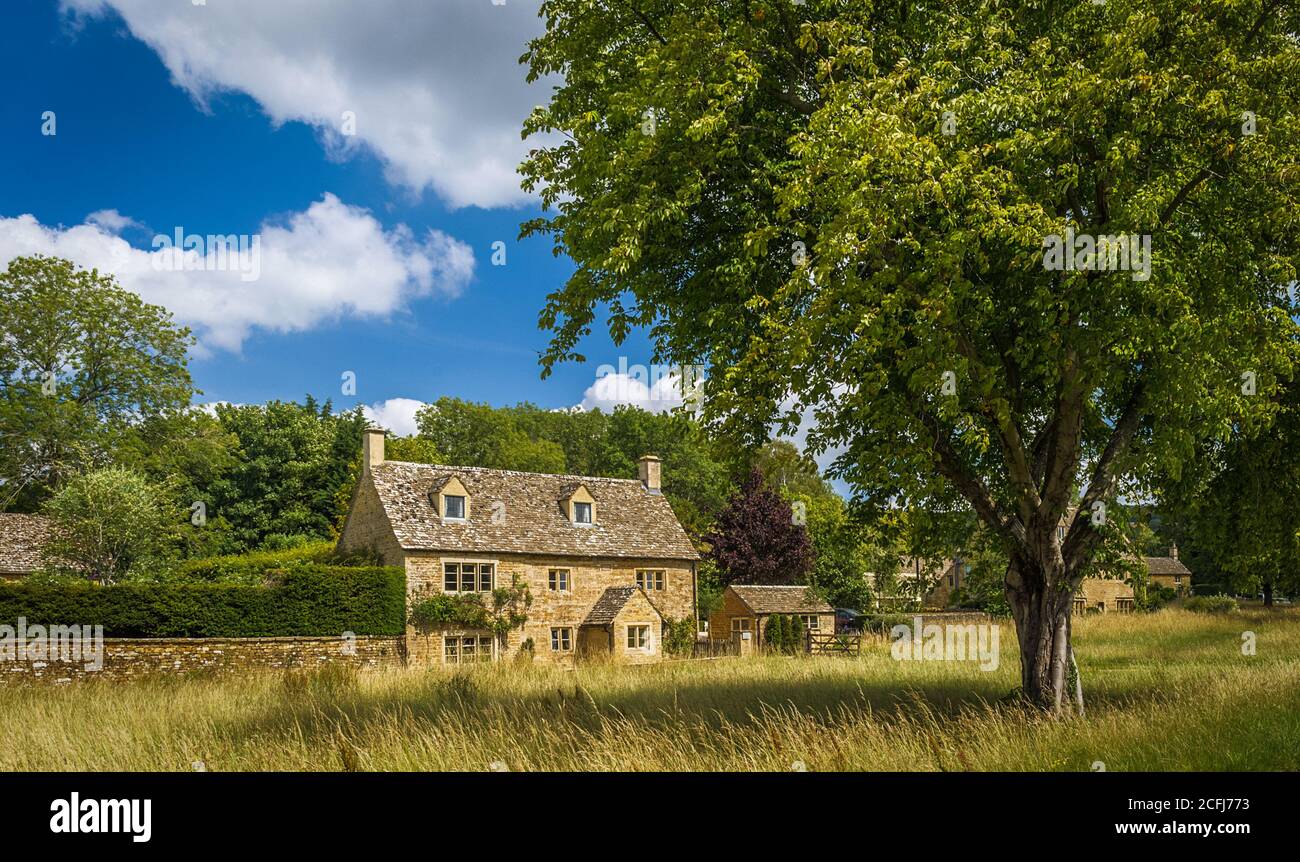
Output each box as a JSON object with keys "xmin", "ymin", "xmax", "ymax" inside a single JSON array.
[
  {"xmin": 368, "ymin": 461, "xmax": 699, "ymax": 561},
  {"xmin": 0, "ymin": 513, "xmax": 52, "ymax": 574},
  {"xmin": 1144, "ymin": 556, "xmax": 1191, "ymax": 576},
  {"xmin": 583, "ymin": 586, "xmax": 641, "ymax": 626},
  {"xmin": 730, "ymin": 584, "xmax": 834, "ymax": 615}
]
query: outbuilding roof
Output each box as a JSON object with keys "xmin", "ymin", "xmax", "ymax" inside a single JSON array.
[{"xmin": 729, "ymin": 584, "xmax": 833, "ymax": 615}]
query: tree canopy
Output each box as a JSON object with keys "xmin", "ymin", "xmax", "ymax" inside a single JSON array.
[{"xmin": 522, "ymin": 0, "xmax": 1300, "ymax": 709}]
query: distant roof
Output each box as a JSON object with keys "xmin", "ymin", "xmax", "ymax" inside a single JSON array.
[
  {"xmin": 730, "ymin": 584, "xmax": 833, "ymax": 615},
  {"xmin": 0, "ymin": 513, "xmax": 52, "ymax": 574},
  {"xmin": 583, "ymin": 586, "xmax": 644, "ymax": 626},
  {"xmin": 365, "ymin": 462, "xmax": 699, "ymax": 560},
  {"xmin": 1145, "ymin": 556, "xmax": 1191, "ymax": 576}
]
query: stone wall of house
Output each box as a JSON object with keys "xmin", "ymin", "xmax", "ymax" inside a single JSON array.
[
  {"xmin": 0, "ymin": 635, "xmax": 406, "ymax": 683},
  {"xmin": 335, "ymin": 472, "xmax": 407, "ymax": 566},
  {"xmin": 404, "ymin": 551, "xmax": 694, "ymax": 665},
  {"xmin": 708, "ymin": 587, "xmax": 755, "ymax": 642},
  {"xmin": 1077, "ymin": 577, "xmax": 1136, "ymax": 612}
]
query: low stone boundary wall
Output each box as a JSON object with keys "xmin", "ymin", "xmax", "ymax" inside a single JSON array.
[{"xmin": 0, "ymin": 635, "xmax": 407, "ymax": 683}]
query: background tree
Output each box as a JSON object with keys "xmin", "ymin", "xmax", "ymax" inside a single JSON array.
[
  {"xmin": 1163, "ymin": 371, "xmax": 1300, "ymax": 604},
  {"xmin": 706, "ymin": 468, "xmax": 814, "ymax": 586},
  {"xmin": 203, "ymin": 399, "xmax": 366, "ymax": 551},
  {"xmin": 0, "ymin": 256, "xmax": 194, "ymax": 511},
  {"xmin": 40, "ymin": 467, "xmax": 181, "ymax": 583},
  {"xmin": 522, "ymin": 0, "xmax": 1300, "ymax": 710}
]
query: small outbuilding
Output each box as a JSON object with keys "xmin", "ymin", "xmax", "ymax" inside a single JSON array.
[{"xmin": 709, "ymin": 584, "xmax": 835, "ymax": 648}]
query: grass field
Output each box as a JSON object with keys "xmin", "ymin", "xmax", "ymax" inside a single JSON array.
[{"xmin": 3, "ymin": 608, "xmax": 1297, "ymax": 771}]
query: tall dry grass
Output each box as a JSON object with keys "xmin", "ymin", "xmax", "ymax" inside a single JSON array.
[{"xmin": 2, "ymin": 608, "xmax": 1296, "ymax": 771}]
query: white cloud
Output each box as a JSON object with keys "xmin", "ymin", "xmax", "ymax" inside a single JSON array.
[
  {"xmin": 0, "ymin": 194, "xmax": 475, "ymax": 354},
  {"xmin": 579, "ymin": 371, "xmax": 690, "ymax": 415},
  {"xmin": 363, "ymin": 397, "xmax": 426, "ymax": 437},
  {"xmin": 61, "ymin": 0, "xmax": 552, "ymax": 209}
]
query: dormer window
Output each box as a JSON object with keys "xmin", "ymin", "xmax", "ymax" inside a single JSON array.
[
  {"xmin": 432, "ymin": 476, "xmax": 470, "ymax": 523},
  {"xmin": 563, "ymin": 484, "xmax": 596, "ymax": 526}
]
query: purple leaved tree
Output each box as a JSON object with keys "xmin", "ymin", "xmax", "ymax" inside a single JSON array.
[{"xmin": 705, "ymin": 468, "xmax": 814, "ymax": 586}]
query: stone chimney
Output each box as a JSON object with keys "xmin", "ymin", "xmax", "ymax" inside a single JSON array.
[
  {"xmin": 1169, "ymin": 542, "xmax": 1179, "ymax": 560},
  {"xmin": 637, "ymin": 454, "xmax": 662, "ymax": 494},
  {"xmin": 363, "ymin": 428, "xmax": 385, "ymax": 473}
]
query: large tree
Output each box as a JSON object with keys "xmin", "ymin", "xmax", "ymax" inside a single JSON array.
[
  {"xmin": 0, "ymin": 256, "xmax": 195, "ymax": 510},
  {"xmin": 522, "ymin": 0, "xmax": 1300, "ymax": 710}
]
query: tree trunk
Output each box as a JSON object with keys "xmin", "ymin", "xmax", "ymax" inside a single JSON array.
[
  {"xmin": 1263, "ymin": 579, "xmax": 1274, "ymax": 607},
  {"xmin": 1005, "ymin": 556, "xmax": 1077, "ymax": 713}
]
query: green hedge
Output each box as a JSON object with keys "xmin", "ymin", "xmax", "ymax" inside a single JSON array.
[
  {"xmin": 178, "ymin": 540, "xmax": 384, "ymax": 583},
  {"xmin": 0, "ymin": 565, "xmax": 406, "ymax": 637}
]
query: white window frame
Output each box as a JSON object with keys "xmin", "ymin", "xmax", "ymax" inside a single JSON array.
[
  {"xmin": 799, "ymin": 614, "xmax": 820, "ymax": 631},
  {"xmin": 625, "ymin": 624, "xmax": 651, "ymax": 651},
  {"xmin": 442, "ymin": 560, "xmax": 495, "ymax": 593},
  {"xmin": 443, "ymin": 634, "xmax": 495, "ymax": 664},
  {"xmin": 636, "ymin": 569, "xmax": 666, "ymax": 591},
  {"xmin": 572, "ymin": 501, "xmax": 593, "ymax": 525},
  {"xmin": 731, "ymin": 617, "xmax": 752, "ymax": 632},
  {"xmin": 443, "ymin": 494, "xmax": 467, "ymax": 521},
  {"xmin": 550, "ymin": 627, "xmax": 573, "ymax": 652}
]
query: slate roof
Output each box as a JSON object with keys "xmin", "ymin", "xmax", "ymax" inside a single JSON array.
[
  {"xmin": 730, "ymin": 585, "xmax": 834, "ymax": 615},
  {"xmin": 0, "ymin": 513, "xmax": 52, "ymax": 574},
  {"xmin": 367, "ymin": 461, "xmax": 699, "ymax": 561},
  {"xmin": 1145, "ymin": 556, "xmax": 1191, "ymax": 576},
  {"xmin": 583, "ymin": 586, "xmax": 647, "ymax": 626}
]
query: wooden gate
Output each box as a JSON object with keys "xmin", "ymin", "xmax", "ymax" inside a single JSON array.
[{"xmin": 806, "ymin": 632, "xmax": 862, "ymax": 656}]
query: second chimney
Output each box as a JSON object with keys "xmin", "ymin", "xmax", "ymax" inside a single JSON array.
[
  {"xmin": 1169, "ymin": 542, "xmax": 1179, "ymax": 560},
  {"xmin": 638, "ymin": 454, "xmax": 662, "ymax": 494},
  {"xmin": 363, "ymin": 428, "xmax": 386, "ymax": 473}
]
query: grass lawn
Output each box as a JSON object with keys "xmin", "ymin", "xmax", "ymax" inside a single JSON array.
[{"xmin": 2, "ymin": 608, "xmax": 1297, "ymax": 771}]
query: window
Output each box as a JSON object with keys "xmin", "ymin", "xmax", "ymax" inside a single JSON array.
[
  {"xmin": 799, "ymin": 614, "xmax": 820, "ymax": 631},
  {"xmin": 626, "ymin": 625, "xmax": 649, "ymax": 649},
  {"xmin": 636, "ymin": 570, "xmax": 665, "ymax": 591},
  {"xmin": 1116, "ymin": 598, "xmax": 1135, "ymax": 613},
  {"xmin": 551, "ymin": 627, "xmax": 573, "ymax": 652},
  {"xmin": 731, "ymin": 617, "xmax": 751, "ymax": 632},
  {"xmin": 548, "ymin": 568, "xmax": 570, "ymax": 591},
  {"xmin": 444, "ymin": 562, "xmax": 494, "ymax": 592},
  {"xmin": 573, "ymin": 501, "xmax": 592, "ymax": 524},
  {"xmin": 443, "ymin": 635, "xmax": 493, "ymax": 664},
  {"xmin": 443, "ymin": 494, "xmax": 466, "ymax": 520},
  {"xmin": 1072, "ymin": 598, "xmax": 1086, "ymax": 614}
]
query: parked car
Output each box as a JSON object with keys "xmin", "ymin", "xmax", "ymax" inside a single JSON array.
[{"xmin": 835, "ymin": 608, "xmax": 865, "ymax": 633}]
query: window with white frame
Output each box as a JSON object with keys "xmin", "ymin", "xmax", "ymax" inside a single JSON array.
[
  {"xmin": 799, "ymin": 614, "xmax": 820, "ymax": 631},
  {"xmin": 636, "ymin": 569, "xmax": 665, "ymax": 591},
  {"xmin": 551, "ymin": 627, "xmax": 573, "ymax": 652},
  {"xmin": 444, "ymin": 561, "xmax": 494, "ymax": 592},
  {"xmin": 444, "ymin": 635, "xmax": 493, "ymax": 664},
  {"xmin": 443, "ymin": 494, "xmax": 466, "ymax": 520},
  {"xmin": 626, "ymin": 625, "xmax": 649, "ymax": 649},
  {"xmin": 731, "ymin": 617, "xmax": 751, "ymax": 632},
  {"xmin": 573, "ymin": 501, "xmax": 592, "ymax": 524},
  {"xmin": 548, "ymin": 568, "xmax": 570, "ymax": 592}
]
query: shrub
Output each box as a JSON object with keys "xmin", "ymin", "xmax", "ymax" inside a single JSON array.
[
  {"xmin": 0, "ymin": 565, "xmax": 405, "ymax": 637},
  {"xmin": 408, "ymin": 575, "xmax": 532, "ymax": 637},
  {"xmin": 788, "ymin": 614, "xmax": 806, "ymax": 654},
  {"xmin": 662, "ymin": 617, "xmax": 697, "ymax": 657},
  {"xmin": 178, "ymin": 541, "xmax": 375, "ymax": 584},
  {"xmin": 862, "ymin": 613, "xmax": 914, "ymax": 634},
  {"xmin": 1183, "ymin": 594, "xmax": 1239, "ymax": 614}
]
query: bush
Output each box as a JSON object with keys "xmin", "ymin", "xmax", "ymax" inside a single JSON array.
[
  {"xmin": 0, "ymin": 565, "xmax": 405, "ymax": 637},
  {"xmin": 1183, "ymin": 594, "xmax": 1239, "ymax": 614},
  {"xmin": 662, "ymin": 617, "xmax": 697, "ymax": 657},
  {"xmin": 862, "ymin": 613, "xmax": 914, "ymax": 634},
  {"xmin": 178, "ymin": 541, "xmax": 376, "ymax": 584}
]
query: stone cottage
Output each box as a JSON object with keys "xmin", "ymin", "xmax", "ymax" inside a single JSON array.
[
  {"xmin": 708, "ymin": 584, "xmax": 835, "ymax": 648},
  {"xmin": 337, "ymin": 430, "xmax": 699, "ymax": 665},
  {"xmin": 0, "ymin": 513, "xmax": 52, "ymax": 580}
]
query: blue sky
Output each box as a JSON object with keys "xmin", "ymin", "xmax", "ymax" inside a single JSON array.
[{"xmin": 0, "ymin": 0, "xmax": 667, "ymax": 434}]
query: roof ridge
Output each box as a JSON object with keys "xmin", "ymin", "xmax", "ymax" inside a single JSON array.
[{"xmin": 379, "ymin": 460, "xmax": 644, "ymax": 485}]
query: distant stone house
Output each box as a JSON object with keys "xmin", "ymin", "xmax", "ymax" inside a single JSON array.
[
  {"xmin": 709, "ymin": 584, "xmax": 835, "ymax": 648},
  {"xmin": 0, "ymin": 513, "xmax": 52, "ymax": 580},
  {"xmin": 1144, "ymin": 545, "xmax": 1192, "ymax": 596},
  {"xmin": 337, "ymin": 430, "xmax": 699, "ymax": 666}
]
